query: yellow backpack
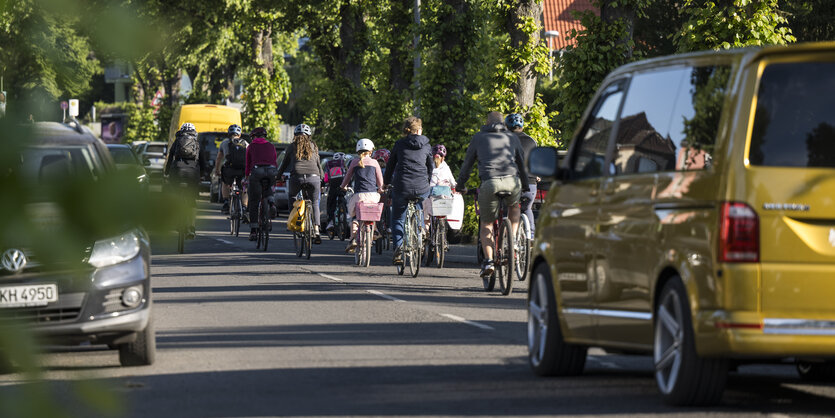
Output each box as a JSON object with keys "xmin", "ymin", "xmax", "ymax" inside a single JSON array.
[{"xmin": 287, "ymin": 199, "xmax": 306, "ymax": 232}]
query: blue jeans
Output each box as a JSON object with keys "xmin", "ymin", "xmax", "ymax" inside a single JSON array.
[{"xmin": 391, "ymin": 191, "xmax": 429, "ymax": 250}]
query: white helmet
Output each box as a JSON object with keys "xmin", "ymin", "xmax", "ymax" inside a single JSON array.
[
  {"xmin": 332, "ymin": 152, "xmax": 346, "ymax": 161},
  {"xmin": 180, "ymin": 122, "xmax": 196, "ymax": 132},
  {"xmin": 356, "ymin": 138, "xmax": 374, "ymax": 153}
]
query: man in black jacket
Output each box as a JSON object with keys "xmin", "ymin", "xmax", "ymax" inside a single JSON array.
[
  {"xmin": 164, "ymin": 122, "xmax": 202, "ymax": 238},
  {"xmin": 384, "ymin": 116, "xmax": 434, "ymax": 265},
  {"xmin": 456, "ymin": 112, "xmax": 530, "ymax": 278}
]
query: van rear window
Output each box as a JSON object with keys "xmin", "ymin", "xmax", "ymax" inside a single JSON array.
[{"xmin": 750, "ymin": 61, "xmax": 835, "ymax": 168}]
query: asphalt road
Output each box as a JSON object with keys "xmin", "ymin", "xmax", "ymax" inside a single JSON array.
[{"xmin": 2, "ymin": 199, "xmax": 835, "ymax": 417}]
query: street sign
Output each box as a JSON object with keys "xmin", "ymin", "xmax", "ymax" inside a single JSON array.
[
  {"xmin": 60, "ymin": 101, "xmax": 68, "ymax": 110},
  {"xmin": 68, "ymin": 99, "xmax": 79, "ymax": 117}
]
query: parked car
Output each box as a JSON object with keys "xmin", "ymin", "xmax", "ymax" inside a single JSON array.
[
  {"xmin": 275, "ymin": 150, "xmax": 333, "ymax": 226},
  {"xmin": 5, "ymin": 121, "xmax": 154, "ymax": 366},
  {"xmin": 106, "ymin": 143, "xmax": 149, "ymax": 191},
  {"xmin": 136, "ymin": 141, "xmax": 167, "ymax": 184},
  {"xmin": 526, "ymin": 42, "xmax": 835, "ymax": 406}
]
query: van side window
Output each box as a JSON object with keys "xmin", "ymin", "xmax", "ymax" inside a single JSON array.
[
  {"xmin": 613, "ymin": 65, "xmax": 730, "ymax": 175},
  {"xmin": 572, "ymin": 83, "xmax": 624, "ymax": 179},
  {"xmin": 750, "ymin": 61, "xmax": 835, "ymax": 168}
]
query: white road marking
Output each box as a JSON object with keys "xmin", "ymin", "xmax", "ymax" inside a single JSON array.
[
  {"xmin": 440, "ymin": 313, "xmax": 494, "ymax": 330},
  {"xmin": 318, "ymin": 273, "xmax": 343, "ymax": 282},
  {"xmin": 367, "ymin": 289, "xmax": 406, "ymax": 302},
  {"xmin": 215, "ymin": 238, "xmax": 234, "ymax": 245}
]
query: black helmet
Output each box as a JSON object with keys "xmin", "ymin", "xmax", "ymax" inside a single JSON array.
[{"xmin": 251, "ymin": 127, "xmax": 268, "ymax": 138}]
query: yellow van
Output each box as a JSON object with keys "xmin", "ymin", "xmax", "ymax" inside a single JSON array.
[
  {"xmin": 527, "ymin": 42, "xmax": 835, "ymax": 406},
  {"xmin": 167, "ymin": 104, "xmax": 242, "ymax": 186}
]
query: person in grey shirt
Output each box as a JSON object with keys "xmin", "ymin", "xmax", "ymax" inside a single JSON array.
[{"xmin": 456, "ymin": 111, "xmax": 530, "ymax": 278}]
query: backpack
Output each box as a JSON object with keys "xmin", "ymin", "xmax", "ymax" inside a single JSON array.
[
  {"xmin": 175, "ymin": 131, "xmax": 199, "ymax": 161},
  {"xmin": 227, "ymin": 141, "xmax": 246, "ymax": 169},
  {"xmin": 326, "ymin": 160, "xmax": 345, "ymax": 179}
]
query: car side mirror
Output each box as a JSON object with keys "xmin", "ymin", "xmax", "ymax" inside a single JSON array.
[{"xmin": 528, "ymin": 146, "xmax": 562, "ymax": 179}]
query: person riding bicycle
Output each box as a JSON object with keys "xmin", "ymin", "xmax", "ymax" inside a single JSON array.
[
  {"xmin": 276, "ymin": 123, "xmax": 324, "ymax": 243},
  {"xmin": 383, "ymin": 116, "xmax": 434, "ymax": 265},
  {"xmin": 164, "ymin": 122, "xmax": 201, "ymax": 239},
  {"xmin": 324, "ymin": 152, "xmax": 348, "ymax": 234},
  {"xmin": 341, "ymin": 139, "xmax": 384, "ymax": 253},
  {"xmin": 455, "ymin": 111, "xmax": 530, "ymax": 278},
  {"xmin": 214, "ymin": 124, "xmax": 249, "ymax": 216},
  {"xmin": 506, "ymin": 113, "xmax": 539, "ymax": 240},
  {"xmin": 422, "ymin": 144, "xmax": 457, "ymax": 229},
  {"xmin": 245, "ymin": 127, "xmax": 278, "ymax": 241}
]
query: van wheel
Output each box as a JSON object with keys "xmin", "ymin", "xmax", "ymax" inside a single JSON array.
[
  {"xmin": 118, "ymin": 321, "xmax": 156, "ymax": 367},
  {"xmin": 797, "ymin": 361, "xmax": 835, "ymax": 382},
  {"xmin": 528, "ymin": 263, "xmax": 587, "ymax": 376},
  {"xmin": 654, "ymin": 277, "xmax": 727, "ymax": 405}
]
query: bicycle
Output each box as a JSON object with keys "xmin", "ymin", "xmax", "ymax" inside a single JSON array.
[
  {"xmin": 255, "ymin": 177, "xmax": 272, "ymax": 251},
  {"xmin": 423, "ymin": 195, "xmax": 453, "ymax": 268},
  {"xmin": 228, "ymin": 177, "xmax": 244, "ymax": 237},
  {"xmin": 396, "ymin": 197, "xmax": 423, "ymax": 278},
  {"xmin": 292, "ymin": 183, "xmax": 316, "ymax": 260},
  {"xmin": 515, "ymin": 195, "xmax": 532, "ymax": 282},
  {"xmin": 375, "ymin": 192, "xmax": 392, "ymax": 254},
  {"xmin": 472, "ymin": 190, "xmax": 515, "ymax": 295},
  {"xmin": 328, "ymin": 188, "xmax": 351, "ymax": 241},
  {"xmin": 355, "ymin": 202, "xmax": 384, "ymax": 268}
]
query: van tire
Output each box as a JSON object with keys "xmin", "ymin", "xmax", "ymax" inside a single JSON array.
[
  {"xmin": 654, "ymin": 277, "xmax": 727, "ymax": 406},
  {"xmin": 528, "ymin": 263, "xmax": 587, "ymax": 376}
]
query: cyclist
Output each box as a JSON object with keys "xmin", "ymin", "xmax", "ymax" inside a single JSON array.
[
  {"xmin": 276, "ymin": 123, "xmax": 324, "ymax": 243},
  {"xmin": 455, "ymin": 111, "xmax": 530, "ymax": 278},
  {"xmin": 164, "ymin": 122, "xmax": 202, "ymax": 239},
  {"xmin": 423, "ymin": 144, "xmax": 456, "ymax": 229},
  {"xmin": 506, "ymin": 113, "xmax": 539, "ymax": 240},
  {"xmin": 245, "ymin": 127, "xmax": 278, "ymax": 241},
  {"xmin": 383, "ymin": 116, "xmax": 433, "ymax": 265},
  {"xmin": 324, "ymin": 152, "xmax": 348, "ymax": 234},
  {"xmin": 214, "ymin": 124, "xmax": 249, "ymax": 216},
  {"xmin": 341, "ymin": 138, "xmax": 384, "ymax": 253}
]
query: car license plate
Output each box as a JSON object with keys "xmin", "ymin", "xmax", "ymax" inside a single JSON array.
[{"xmin": 0, "ymin": 284, "xmax": 58, "ymax": 308}]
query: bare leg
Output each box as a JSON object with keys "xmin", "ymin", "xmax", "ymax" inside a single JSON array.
[
  {"xmin": 508, "ymin": 205, "xmax": 521, "ymax": 239},
  {"xmin": 480, "ymin": 221, "xmax": 494, "ymax": 261}
]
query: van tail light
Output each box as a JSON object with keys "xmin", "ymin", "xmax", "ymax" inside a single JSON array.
[{"xmin": 719, "ymin": 202, "xmax": 759, "ymax": 263}]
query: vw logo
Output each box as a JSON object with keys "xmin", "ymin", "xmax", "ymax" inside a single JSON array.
[{"xmin": 1, "ymin": 249, "xmax": 27, "ymax": 274}]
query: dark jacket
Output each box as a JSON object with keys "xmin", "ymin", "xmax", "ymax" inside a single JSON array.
[
  {"xmin": 384, "ymin": 133, "xmax": 433, "ymax": 198},
  {"xmin": 456, "ymin": 123, "xmax": 530, "ymax": 191},
  {"xmin": 515, "ymin": 131, "xmax": 538, "ymax": 183},
  {"xmin": 164, "ymin": 130, "xmax": 201, "ymax": 182}
]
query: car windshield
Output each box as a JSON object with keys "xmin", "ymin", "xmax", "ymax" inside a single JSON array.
[
  {"xmin": 145, "ymin": 144, "xmax": 166, "ymax": 155},
  {"xmin": 108, "ymin": 147, "xmax": 139, "ymax": 165},
  {"xmin": 750, "ymin": 61, "xmax": 835, "ymax": 168}
]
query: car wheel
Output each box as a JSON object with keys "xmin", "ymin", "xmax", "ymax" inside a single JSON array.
[
  {"xmin": 118, "ymin": 320, "xmax": 156, "ymax": 367},
  {"xmin": 797, "ymin": 361, "xmax": 835, "ymax": 382},
  {"xmin": 654, "ymin": 277, "xmax": 727, "ymax": 406},
  {"xmin": 528, "ymin": 263, "xmax": 587, "ymax": 376}
]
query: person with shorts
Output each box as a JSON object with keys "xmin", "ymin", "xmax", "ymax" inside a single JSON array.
[
  {"xmin": 455, "ymin": 111, "xmax": 530, "ymax": 278},
  {"xmin": 214, "ymin": 124, "xmax": 249, "ymax": 216}
]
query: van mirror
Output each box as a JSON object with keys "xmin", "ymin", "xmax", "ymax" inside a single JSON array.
[{"xmin": 528, "ymin": 146, "xmax": 562, "ymax": 179}]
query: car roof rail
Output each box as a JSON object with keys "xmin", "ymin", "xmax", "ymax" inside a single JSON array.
[{"xmin": 64, "ymin": 117, "xmax": 85, "ymax": 135}]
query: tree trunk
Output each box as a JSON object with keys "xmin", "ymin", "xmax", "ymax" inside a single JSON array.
[
  {"xmin": 337, "ymin": 3, "xmax": 366, "ymax": 139},
  {"xmin": 601, "ymin": 0, "xmax": 636, "ymax": 58},
  {"xmin": 507, "ymin": 0, "xmax": 543, "ymax": 108},
  {"xmin": 388, "ymin": 0, "xmax": 413, "ymax": 94},
  {"xmin": 253, "ymin": 25, "xmax": 274, "ymax": 75},
  {"xmin": 441, "ymin": 0, "xmax": 469, "ymax": 106}
]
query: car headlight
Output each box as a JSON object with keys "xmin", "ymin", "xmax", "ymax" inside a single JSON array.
[{"xmin": 88, "ymin": 231, "xmax": 141, "ymax": 268}]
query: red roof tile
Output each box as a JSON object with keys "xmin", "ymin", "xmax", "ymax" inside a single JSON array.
[{"xmin": 542, "ymin": 0, "xmax": 599, "ymax": 50}]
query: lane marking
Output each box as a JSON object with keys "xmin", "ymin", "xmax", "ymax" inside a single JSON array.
[
  {"xmin": 367, "ymin": 289, "xmax": 406, "ymax": 302},
  {"xmin": 439, "ymin": 313, "xmax": 494, "ymax": 330},
  {"xmin": 215, "ymin": 238, "xmax": 234, "ymax": 245},
  {"xmin": 318, "ymin": 273, "xmax": 343, "ymax": 282}
]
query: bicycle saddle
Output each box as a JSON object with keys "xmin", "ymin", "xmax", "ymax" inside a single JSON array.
[{"xmin": 495, "ymin": 191, "xmax": 512, "ymax": 198}]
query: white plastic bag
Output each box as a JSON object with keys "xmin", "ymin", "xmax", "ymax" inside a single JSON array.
[{"xmin": 446, "ymin": 193, "xmax": 465, "ymax": 230}]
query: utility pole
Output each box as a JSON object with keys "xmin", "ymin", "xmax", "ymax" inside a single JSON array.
[{"xmin": 413, "ymin": 0, "xmax": 421, "ymax": 116}]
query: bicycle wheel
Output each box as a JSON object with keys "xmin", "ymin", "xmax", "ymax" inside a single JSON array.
[
  {"xmin": 261, "ymin": 198, "xmax": 270, "ymax": 252},
  {"xmin": 363, "ymin": 224, "xmax": 373, "ymax": 267},
  {"xmin": 423, "ymin": 220, "xmax": 434, "ymax": 267},
  {"xmin": 436, "ymin": 218, "xmax": 446, "ymax": 269},
  {"xmin": 408, "ymin": 209, "xmax": 421, "ymax": 278},
  {"xmin": 305, "ymin": 204, "xmax": 313, "ymax": 259},
  {"xmin": 294, "ymin": 231, "xmax": 303, "ymax": 257},
  {"xmin": 476, "ymin": 239, "xmax": 484, "ymax": 265},
  {"xmin": 498, "ymin": 218, "xmax": 514, "ymax": 295},
  {"xmin": 338, "ymin": 207, "xmax": 348, "ymax": 241},
  {"xmin": 515, "ymin": 214, "xmax": 531, "ymax": 281},
  {"xmin": 354, "ymin": 224, "xmax": 362, "ymax": 266}
]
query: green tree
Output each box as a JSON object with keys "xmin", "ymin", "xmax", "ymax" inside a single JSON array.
[{"xmin": 675, "ymin": 0, "xmax": 795, "ymax": 52}]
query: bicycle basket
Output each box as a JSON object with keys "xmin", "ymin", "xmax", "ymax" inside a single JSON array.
[
  {"xmin": 356, "ymin": 202, "xmax": 384, "ymax": 222},
  {"xmin": 430, "ymin": 196, "xmax": 454, "ymax": 216}
]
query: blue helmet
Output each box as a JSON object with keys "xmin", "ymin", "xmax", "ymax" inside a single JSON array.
[{"xmin": 505, "ymin": 113, "xmax": 524, "ymax": 129}]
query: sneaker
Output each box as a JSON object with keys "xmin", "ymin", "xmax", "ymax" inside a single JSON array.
[
  {"xmin": 345, "ymin": 239, "xmax": 357, "ymax": 253},
  {"xmin": 221, "ymin": 201, "xmax": 230, "ymax": 214},
  {"xmin": 480, "ymin": 259, "xmax": 495, "ymax": 278},
  {"xmin": 314, "ymin": 226, "xmax": 322, "ymax": 244},
  {"xmin": 393, "ymin": 247, "xmax": 403, "ymax": 265},
  {"xmin": 326, "ymin": 221, "xmax": 334, "ymax": 232},
  {"xmin": 249, "ymin": 229, "xmax": 257, "ymax": 241}
]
